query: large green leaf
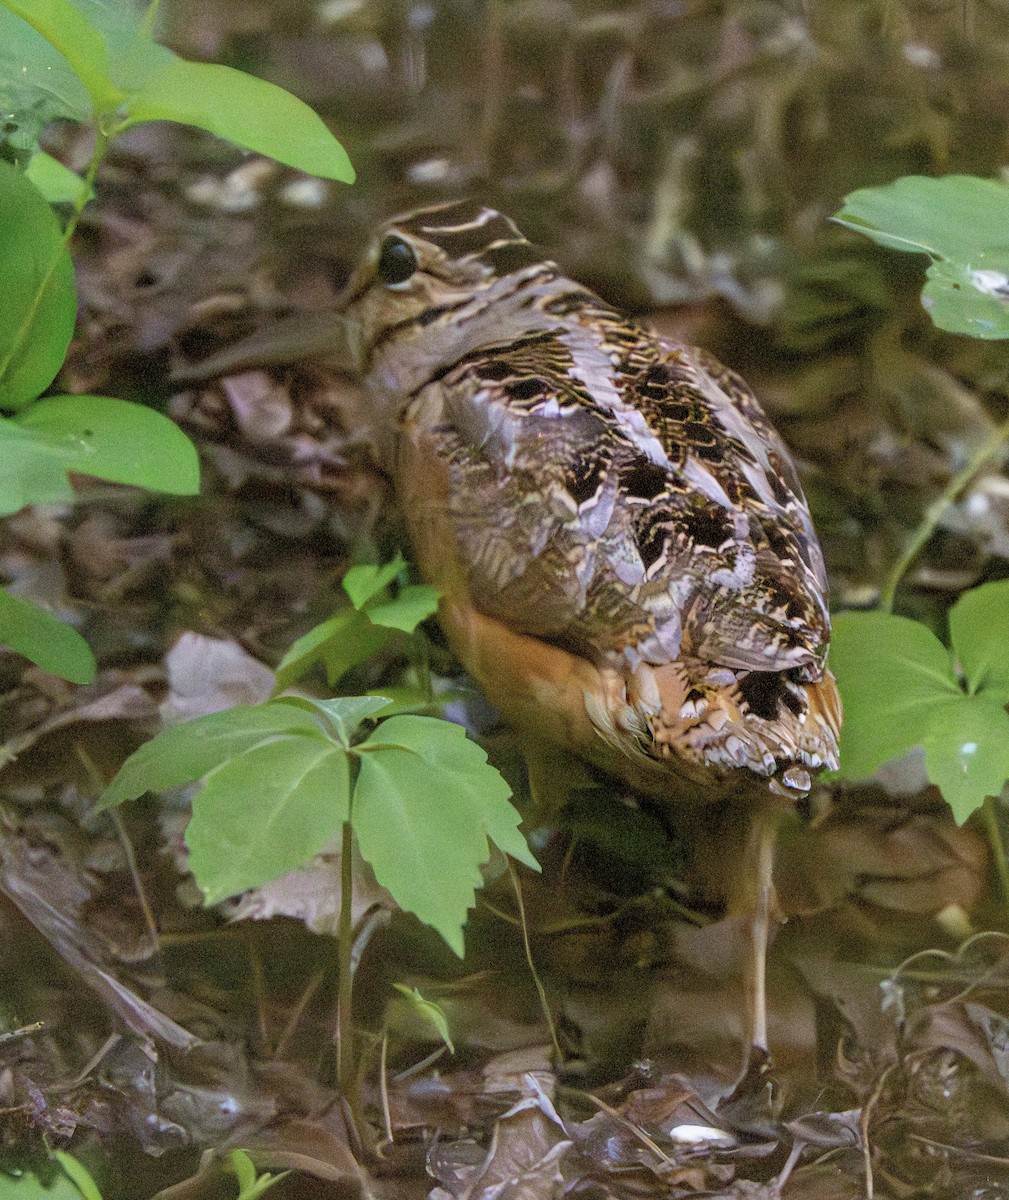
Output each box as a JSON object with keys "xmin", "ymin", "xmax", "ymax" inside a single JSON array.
[
  {"xmin": 0, "ymin": 0, "xmax": 123, "ymax": 113},
  {"xmin": 0, "ymin": 588, "xmax": 95, "ymax": 683},
  {"xmin": 833, "ymin": 176, "xmax": 1009, "ymax": 339},
  {"xmin": 353, "ymin": 715, "xmax": 536, "ymax": 956},
  {"xmin": 830, "ymin": 611, "xmax": 958, "ymax": 778},
  {"xmin": 99, "ymin": 701, "xmax": 324, "ymax": 808},
  {"xmin": 948, "ymin": 579, "xmax": 1009, "ymax": 700},
  {"xmin": 0, "ymin": 6, "xmax": 91, "ymax": 152},
  {"xmin": 920, "ymin": 695, "xmax": 1009, "ymax": 825},
  {"xmin": 122, "ymin": 57, "xmax": 355, "ymax": 183},
  {"xmin": 830, "ymin": 606, "xmax": 1009, "ymax": 822},
  {"xmin": 0, "ymin": 159, "xmax": 77, "ymax": 412},
  {"xmin": 186, "ymin": 736, "xmax": 351, "ymax": 904},
  {"xmin": 15, "ymin": 394, "xmax": 200, "ymax": 494}
]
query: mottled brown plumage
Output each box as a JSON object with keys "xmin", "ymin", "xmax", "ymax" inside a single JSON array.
[{"xmin": 340, "ymin": 200, "xmax": 840, "ymax": 807}]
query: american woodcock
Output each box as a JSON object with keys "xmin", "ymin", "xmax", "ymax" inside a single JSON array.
[{"xmin": 340, "ymin": 200, "xmax": 841, "ymax": 811}]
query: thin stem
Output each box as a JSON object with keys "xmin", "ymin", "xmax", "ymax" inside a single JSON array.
[
  {"xmin": 982, "ymin": 797, "xmax": 1009, "ymax": 910},
  {"xmin": 506, "ymin": 859, "xmax": 563, "ymax": 1065},
  {"xmin": 337, "ymin": 820, "xmax": 356, "ymax": 1098},
  {"xmin": 880, "ymin": 412, "xmax": 1009, "ymax": 612},
  {"xmin": 337, "ymin": 819, "xmax": 372, "ymax": 1152}
]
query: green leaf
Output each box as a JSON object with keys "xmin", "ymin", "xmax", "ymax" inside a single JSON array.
[
  {"xmin": 280, "ymin": 694, "xmax": 390, "ymax": 747},
  {"xmin": 25, "ymin": 152, "xmax": 93, "ymax": 206},
  {"xmin": 0, "ymin": 588, "xmax": 96, "ymax": 683},
  {"xmin": 830, "ymin": 610, "xmax": 959, "ymax": 779},
  {"xmin": 50, "ymin": 1153, "xmax": 102, "ymax": 1200},
  {"xmin": 122, "ymin": 57, "xmax": 355, "ymax": 183},
  {"xmin": 99, "ymin": 701, "xmax": 324, "ymax": 808},
  {"xmin": 830, "ymin": 608, "xmax": 1009, "ymax": 822},
  {"xmin": 1, "ymin": 1170, "xmax": 93, "ymax": 1200},
  {"xmin": 833, "ymin": 175, "xmax": 1009, "ymax": 339},
  {"xmin": 948, "ymin": 579, "xmax": 1009, "ymax": 699},
  {"xmin": 0, "ymin": 417, "xmax": 78, "ymax": 514},
  {"xmin": 342, "ymin": 554, "xmax": 407, "ymax": 609},
  {"xmin": 0, "ymin": 6, "xmax": 92, "ymax": 152},
  {"xmin": 364, "ymin": 685, "xmax": 457, "ymax": 718},
  {"xmin": 368, "ymin": 583, "xmax": 440, "ymax": 633},
  {"xmin": 226, "ymin": 1151, "xmax": 290, "ymax": 1200},
  {"xmin": 15, "ymin": 394, "xmax": 200, "ymax": 494},
  {"xmin": 0, "ymin": 158, "xmax": 77, "ymax": 411},
  {"xmin": 186, "ymin": 736, "xmax": 350, "ymax": 904},
  {"xmin": 0, "ymin": 0, "xmax": 124, "ymax": 114},
  {"xmin": 920, "ymin": 695, "xmax": 1009, "ymax": 825},
  {"xmin": 353, "ymin": 715, "xmax": 536, "ymax": 956},
  {"xmin": 391, "ymin": 984, "xmax": 455, "ymax": 1053},
  {"xmin": 273, "ymin": 608, "xmax": 394, "ymax": 690}
]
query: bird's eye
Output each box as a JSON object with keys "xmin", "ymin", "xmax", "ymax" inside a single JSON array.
[{"xmin": 376, "ymin": 235, "xmax": 418, "ymax": 286}]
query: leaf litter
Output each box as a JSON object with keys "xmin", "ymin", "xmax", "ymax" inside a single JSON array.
[{"xmin": 7, "ymin": 6, "xmax": 1009, "ymax": 1196}]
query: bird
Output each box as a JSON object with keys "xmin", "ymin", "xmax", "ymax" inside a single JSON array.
[{"xmin": 339, "ymin": 199, "xmax": 841, "ymax": 1056}]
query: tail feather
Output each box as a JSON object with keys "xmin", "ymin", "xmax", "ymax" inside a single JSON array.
[{"xmin": 635, "ymin": 658, "xmax": 841, "ymax": 796}]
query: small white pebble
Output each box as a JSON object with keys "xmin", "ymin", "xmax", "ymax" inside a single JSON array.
[
  {"xmin": 668, "ymin": 1124, "xmax": 734, "ymax": 1146},
  {"xmin": 279, "ymin": 177, "xmax": 330, "ymax": 208}
]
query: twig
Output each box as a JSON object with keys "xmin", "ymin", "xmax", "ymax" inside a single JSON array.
[{"xmin": 506, "ymin": 859, "xmax": 563, "ymax": 1065}]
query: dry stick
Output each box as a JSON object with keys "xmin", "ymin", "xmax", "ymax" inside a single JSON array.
[{"xmin": 506, "ymin": 859, "xmax": 563, "ymax": 1065}]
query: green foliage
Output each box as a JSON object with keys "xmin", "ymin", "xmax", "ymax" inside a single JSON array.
[
  {"xmin": 0, "ymin": 0, "xmax": 354, "ymax": 181},
  {"xmin": 47, "ymin": 1156, "xmax": 101, "ymax": 1200},
  {"xmin": 226, "ymin": 1150, "xmax": 289, "ymax": 1200},
  {"xmin": 0, "ymin": 0, "xmax": 356, "ymax": 682},
  {"xmin": 391, "ymin": 984, "xmax": 455, "ymax": 1053},
  {"xmin": 0, "ymin": 1173, "xmax": 95, "ymax": 1200},
  {"xmin": 0, "ymin": 1154, "xmax": 105, "ymax": 1200},
  {"xmin": 274, "ymin": 554, "xmax": 440, "ymax": 690},
  {"xmin": 0, "ymin": 158, "xmax": 76, "ymax": 413},
  {"xmin": 830, "ymin": 581, "xmax": 1009, "ymax": 823},
  {"xmin": 100, "ymin": 695, "xmax": 537, "ymax": 955},
  {"xmin": 833, "ymin": 175, "xmax": 1009, "ymax": 339},
  {"xmin": 1, "ymin": 394, "xmax": 199, "ymax": 514},
  {"xmin": 0, "ymin": 588, "xmax": 96, "ymax": 683}
]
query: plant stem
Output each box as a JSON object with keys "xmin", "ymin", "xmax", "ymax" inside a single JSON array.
[
  {"xmin": 880, "ymin": 412, "xmax": 1009, "ymax": 612},
  {"xmin": 506, "ymin": 859, "xmax": 563, "ymax": 1064},
  {"xmin": 982, "ymin": 797, "xmax": 1009, "ymax": 910},
  {"xmin": 335, "ymin": 816, "xmax": 355, "ymax": 1099}
]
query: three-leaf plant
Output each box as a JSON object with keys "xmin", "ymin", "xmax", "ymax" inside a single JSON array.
[
  {"xmin": 274, "ymin": 554, "xmax": 440, "ymax": 691},
  {"xmin": 830, "ymin": 176, "xmax": 1009, "ymax": 827},
  {"xmin": 99, "ymin": 694, "xmax": 538, "ymax": 956},
  {"xmin": 830, "ymin": 581, "xmax": 1009, "ymax": 824}
]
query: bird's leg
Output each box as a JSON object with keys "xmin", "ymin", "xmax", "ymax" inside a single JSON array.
[{"xmin": 740, "ymin": 800, "xmax": 786, "ymax": 1060}]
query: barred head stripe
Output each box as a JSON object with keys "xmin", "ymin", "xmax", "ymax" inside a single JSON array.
[{"xmin": 409, "ymin": 218, "xmax": 525, "ymax": 260}]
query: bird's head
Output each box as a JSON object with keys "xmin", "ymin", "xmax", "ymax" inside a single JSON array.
[{"xmin": 339, "ymin": 200, "xmax": 556, "ymax": 390}]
